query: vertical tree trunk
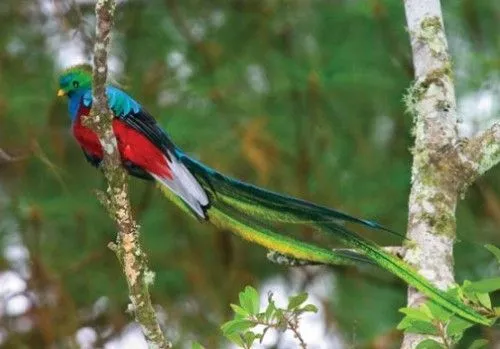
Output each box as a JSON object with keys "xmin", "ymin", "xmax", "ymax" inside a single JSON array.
[{"xmin": 402, "ymin": 0, "xmax": 500, "ymax": 347}]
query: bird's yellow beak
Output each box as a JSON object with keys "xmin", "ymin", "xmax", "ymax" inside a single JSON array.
[{"xmin": 57, "ymin": 89, "xmax": 66, "ymax": 97}]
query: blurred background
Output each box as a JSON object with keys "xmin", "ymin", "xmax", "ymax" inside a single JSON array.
[{"xmin": 0, "ymin": 0, "xmax": 499, "ymax": 348}]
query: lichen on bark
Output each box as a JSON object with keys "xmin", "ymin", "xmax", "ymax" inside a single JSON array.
[{"xmin": 402, "ymin": 1, "xmax": 500, "ymax": 348}]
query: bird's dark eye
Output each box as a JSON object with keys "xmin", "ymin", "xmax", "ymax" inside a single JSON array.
[{"xmin": 72, "ymin": 81, "xmax": 79, "ymax": 88}]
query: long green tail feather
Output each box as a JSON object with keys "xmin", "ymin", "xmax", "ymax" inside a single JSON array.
[
  {"xmin": 157, "ymin": 182, "xmax": 373, "ymax": 265},
  {"xmin": 320, "ymin": 222, "xmax": 492, "ymax": 326},
  {"xmin": 210, "ymin": 203, "xmax": 376, "ymax": 266},
  {"xmin": 161, "ymin": 155, "xmax": 493, "ymax": 326},
  {"xmin": 180, "ymin": 156, "xmax": 404, "ymax": 238}
]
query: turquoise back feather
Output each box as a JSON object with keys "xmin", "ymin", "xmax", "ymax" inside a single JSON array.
[{"xmin": 78, "ymin": 86, "xmax": 141, "ymax": 116}]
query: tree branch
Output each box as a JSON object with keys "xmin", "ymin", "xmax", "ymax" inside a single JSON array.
[
  {"xmin": 0, "ymin": 148, "xmax": 14, "ymax": 163},
  {"xmin": 88, "ymin": 0, "xmax": 170, "ymax": 347},
  {"xmin": 458, "ymin": 121, "xmax": 500, "ymax": 189},
  {"xmin": 0, "ymin": 147, "xmax": 26, "ymax": 165}
]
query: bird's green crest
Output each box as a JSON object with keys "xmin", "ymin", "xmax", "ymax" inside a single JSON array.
[{"xmin": 58, "ymin": 64, "xmax": 93, "ymax": 96}]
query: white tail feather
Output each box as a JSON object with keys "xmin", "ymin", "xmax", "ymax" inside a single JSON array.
[{"xmin": 151, "ymin": 153, "xmax": 208, "ymax": 218}]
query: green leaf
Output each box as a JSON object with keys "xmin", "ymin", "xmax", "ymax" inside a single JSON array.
[
  {"xmin": 427, "ymin": 302, "xmax": 452, "ymax": 322},
  {"xmin": 242, "ymin": 331, "xmax": 258, "ymax": 347},
  {"xmin": 397, "ymin": 316, "xmax": 439, "ymax": 335},
  {"xmin": 221, "ymin": 319, "xmax": 254, "ymax": 335},
  {"xmin": 446, "ymin": 286, "xmax": 461, "ymax": 299},
  {"xmin": 399, "ymin": 307, "xmax": 433, "ymax": 322},
  {"xmin": 446, "ymin": 316, "xmax": 474, "ymax": 340},
  {"xmin": 469, "ymin": 339, "xmax": 489, "ymax": 349},
  {"xmin": 224, "ymin": 333, "xmax": 245, "ymax": 347},
  {"xmin": 485, "ymin": 244, "xmax": 500, "ymax": 263},
  {"xmin": 494, "ymin": 307, "xmax": 500, "ymax": 316},
  {"xmin": 415, "ymin": 339, "xmax": 445, "ymax": 349},
  {"xmin": 463, "ymin": 278, "xmax": 500, "ymax": 293},
  {"xmin": 191, "ymin": 342, "xmax": 206, "ymax": 349},
  {"xmin": 275, "ymin": 308, "xmax": 285, "ymax": 320},
  {"xmin": 288, "ymin": 292, "xmax": 309, "ymax": 310},
  {"xmin": 476, "ymin": 292, "xmax": 492, "ymax": 310},
  {"xmin": 230, "ymin": 304, "xmax": 250, "ymax": 318},
  {"xmin": 463, "ymin": 291, "xmax": 479, "ymax": 305},
  {"xmin": 274, "ymin": 309, "xmax": 287, "ymax": 331},
  {"xmin": 239, "ymin": 286, "xmax": 260, "ymax": 315},
  {"xmin": 264, "ymin": 300, "xmax": 276, "ymax": 322},
  {"xmin": 420, "ymin": 304, "xmax": 434, "ymax": 319},
  {"xmin": 300, "ymin": 304, "xmax": 319, "ymax": 313}
]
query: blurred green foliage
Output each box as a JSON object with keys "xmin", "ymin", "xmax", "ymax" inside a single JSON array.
[{"xmin": 0, "ymin": 0, "xmax": 499, "ymax": 348}]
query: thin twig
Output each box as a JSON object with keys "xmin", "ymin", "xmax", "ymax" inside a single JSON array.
[
  {"xmin": 285, "ymin": 317, "xmax": 308, "ymax": 349},
  {"xmin": 88, "ymin": 0, "xmax": 170, "ymax": 347},
  {"xmin": 0, "ymin": 147, "xmax": 27, "ymax": 164},
  {"xmin": 0, "ymin": 148, "xmax": 14, "ymax": 162}
]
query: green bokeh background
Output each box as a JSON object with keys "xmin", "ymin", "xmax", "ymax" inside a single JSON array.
[{"xmin": 0, "ymin": 1, "xmax": 499, "ymax": 348}]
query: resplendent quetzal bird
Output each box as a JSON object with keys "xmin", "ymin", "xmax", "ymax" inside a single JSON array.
[{"xmin": 58, "ymin": 64, "xmax": 492, "ymax": 326}]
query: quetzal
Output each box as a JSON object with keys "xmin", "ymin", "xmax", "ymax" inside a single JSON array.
[{"xmin": 57, "ymin": 64, "xmax": 492, "ymax": 326}]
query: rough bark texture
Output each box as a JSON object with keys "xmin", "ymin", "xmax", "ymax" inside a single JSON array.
[
  {"xmin": 402, "ymin": 1, "xmax": 500, "ymax": 347},
  {"xmin": 459, "ymin": 122, "xmax": 500, "ymax": 188},
  {"xmin": 88, "ymin": 1, "xmax": 171, "ymax": 347}
]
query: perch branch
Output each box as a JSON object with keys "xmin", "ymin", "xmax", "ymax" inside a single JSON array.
[{"xmin": 88, "ymin": 0, "xmax": 170, "ymax": 347}]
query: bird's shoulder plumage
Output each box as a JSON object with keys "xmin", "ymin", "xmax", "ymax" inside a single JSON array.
[
  {"xmin": 78, "ymin": 86, "xmax": 140, "ymax": 117},
  {"xmin": 75, "ymin": 86, "xmax": 178, "ymax": 155}
]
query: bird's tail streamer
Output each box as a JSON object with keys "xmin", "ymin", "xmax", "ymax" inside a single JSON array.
[{"xmin": 157, "ymin": 154, "xmax": 493, "ymax": 326}]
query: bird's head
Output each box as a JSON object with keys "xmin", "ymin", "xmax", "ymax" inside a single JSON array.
[{"xmin": 57, "ymin": 64, "xmax": 93, "ymax": 97}]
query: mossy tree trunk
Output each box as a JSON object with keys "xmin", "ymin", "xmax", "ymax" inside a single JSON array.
[{"xmin": 402, "ymin": 1, "xmax": 500, "ymax": 347}]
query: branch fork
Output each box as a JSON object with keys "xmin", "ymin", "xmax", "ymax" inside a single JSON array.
[{"xmin": 402, "ymin": 1, "xmax": 500, "ymax": 347}]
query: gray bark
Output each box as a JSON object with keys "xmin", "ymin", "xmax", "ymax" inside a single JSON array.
[
  {"xmin": 402, "ymin": 0, "xmax": 500, "ymax": 347},
  {"xmin": 88, "ymin": 0, "xmax": 171, "ymax": 347}
]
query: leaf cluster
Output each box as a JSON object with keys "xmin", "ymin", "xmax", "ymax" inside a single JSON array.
[
  {"xmin": 220, "ymin": 286, "xmax": 318, "ymax": 349},
  {"xmin": 397, "ymin": 245, "xmax": 500, "ymax": 348}
]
